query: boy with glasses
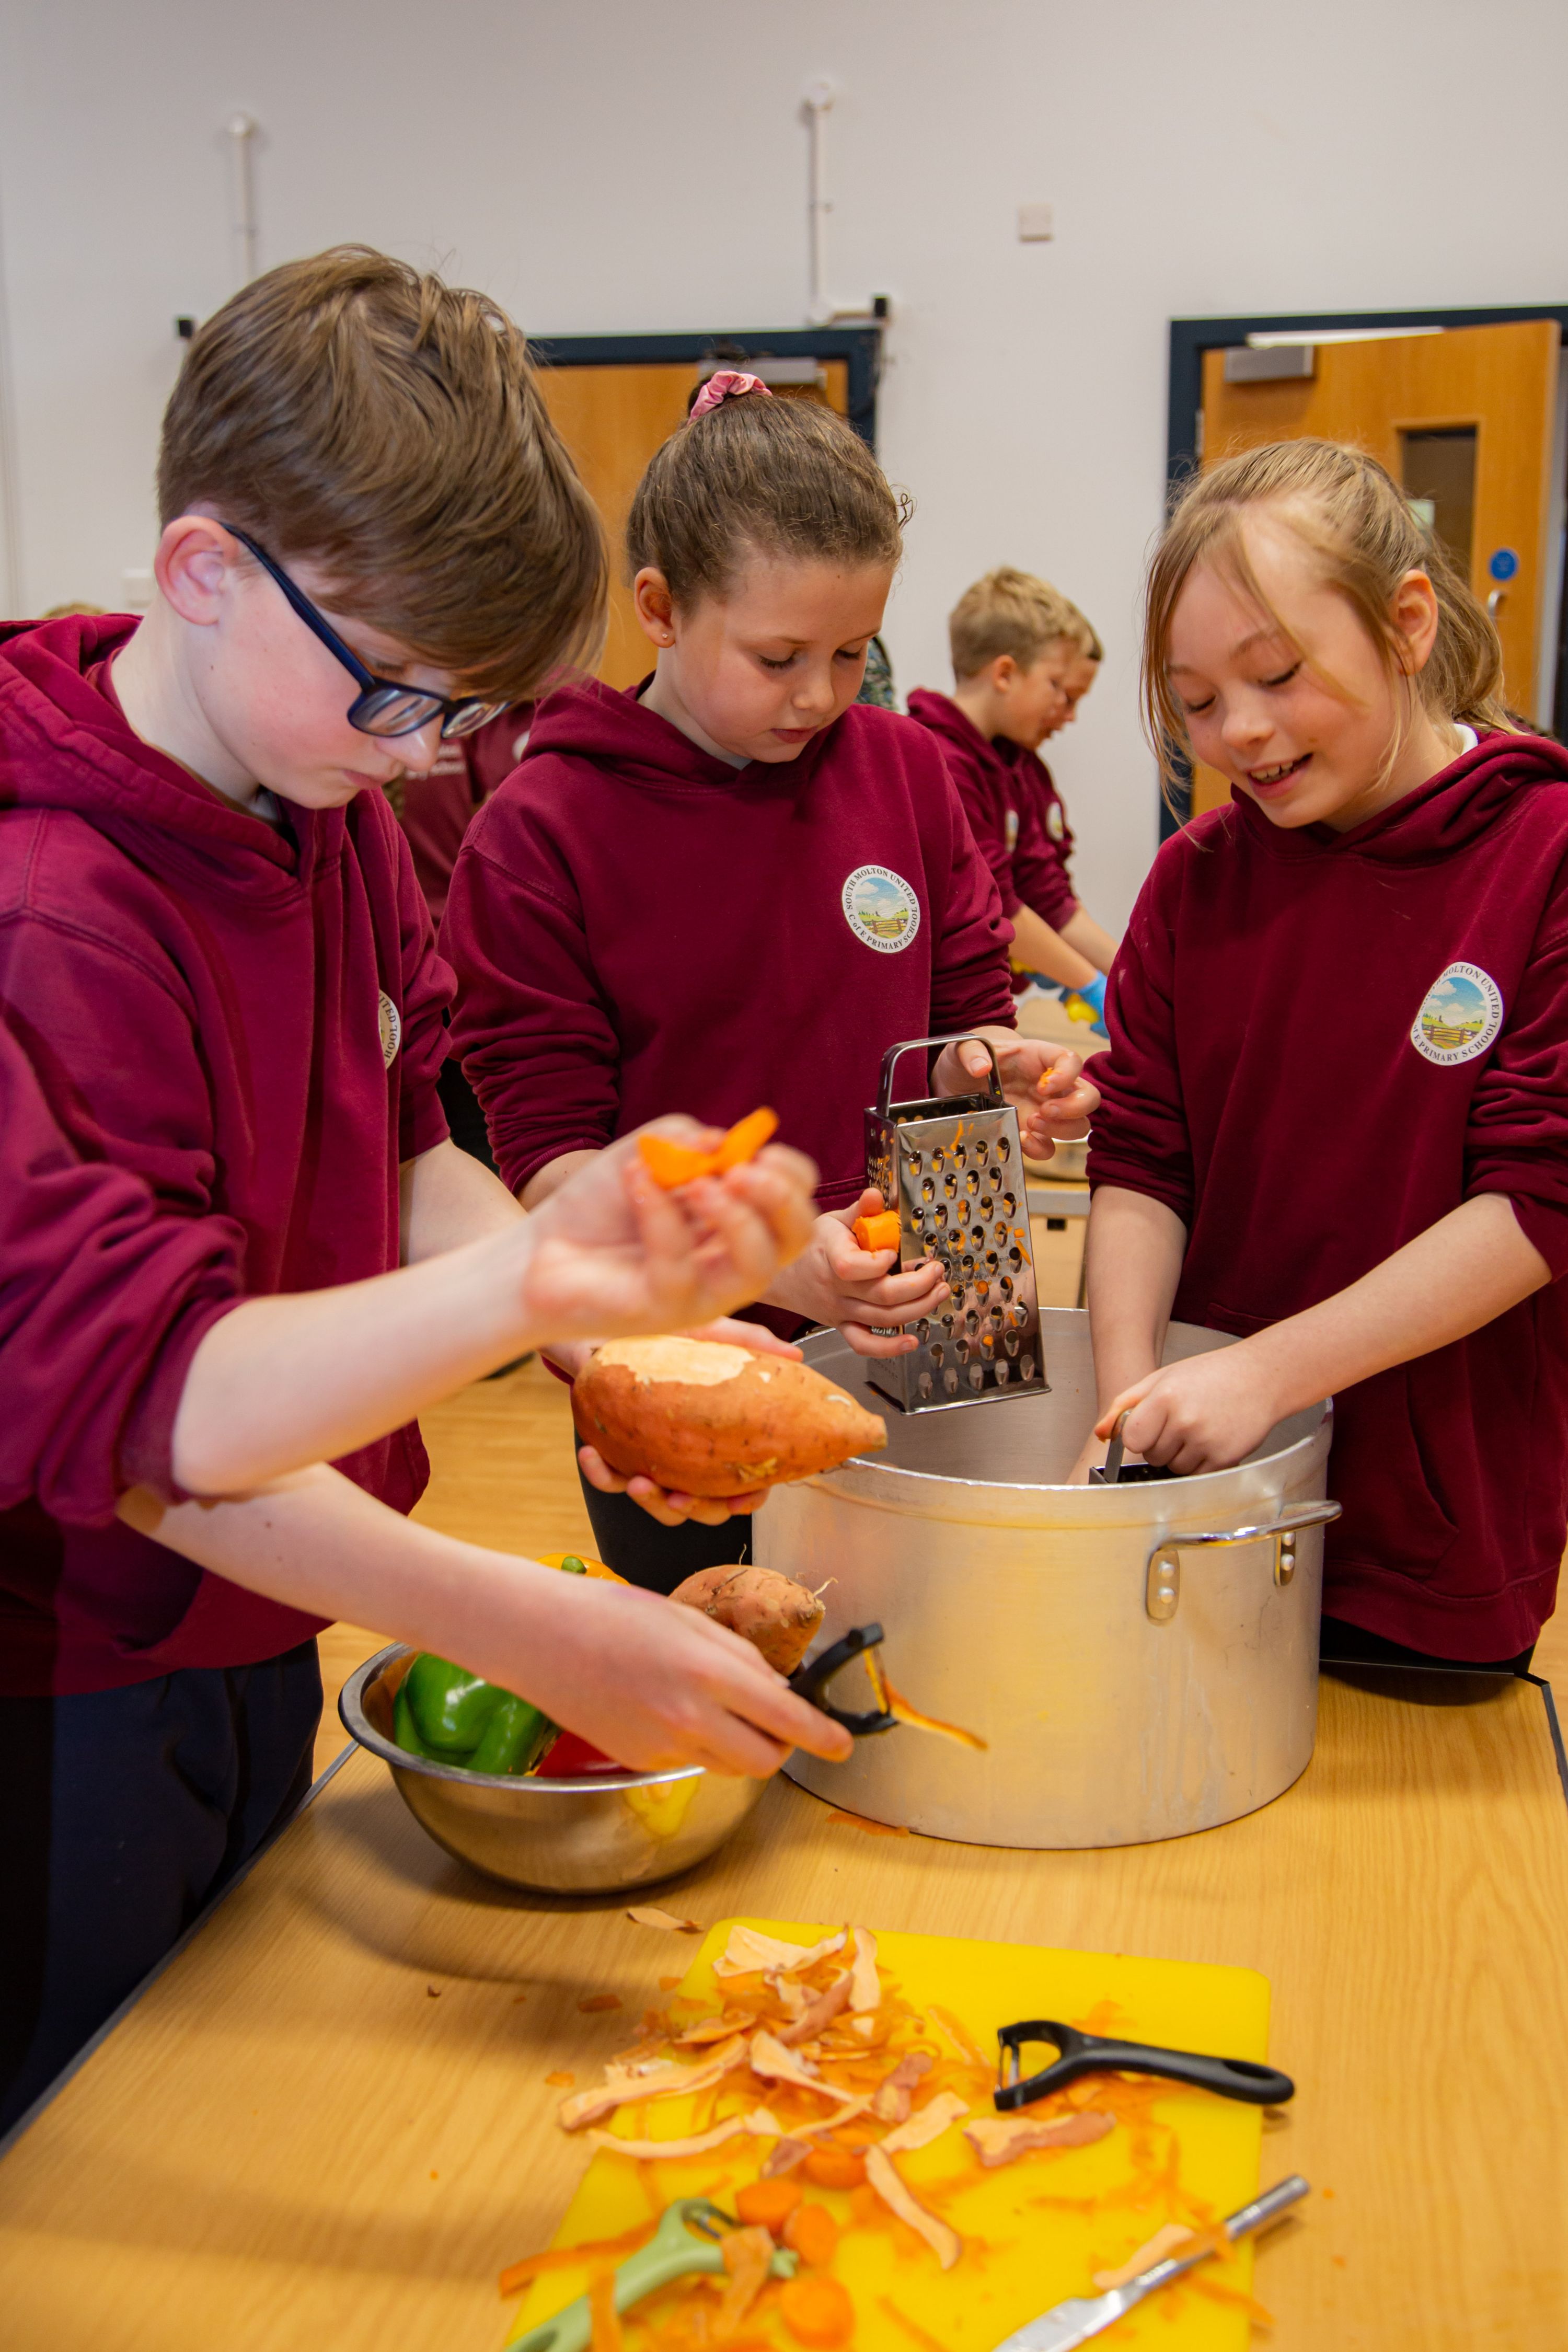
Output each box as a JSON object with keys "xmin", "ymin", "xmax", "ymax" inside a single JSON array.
[{"xmin": 0, "ymin": 247, "xmax": 845, "ymax": 2134}]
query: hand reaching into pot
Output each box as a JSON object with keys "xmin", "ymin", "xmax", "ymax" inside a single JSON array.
[{"xmin": 1095, "ymin": 1346, "xmax": 1284, "ymax": 1478}]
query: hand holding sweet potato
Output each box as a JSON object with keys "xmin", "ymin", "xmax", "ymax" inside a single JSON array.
[{"xmin": 572, "ymin": 1334, "xmax": 888, "ymax": 1498}]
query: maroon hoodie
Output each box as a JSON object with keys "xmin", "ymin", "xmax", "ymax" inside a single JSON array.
[
  {"xmin": 906, "ymin": 689, "xmax": 1078, "ymax": 932},
  {"xmin": 396, "ymin": 704, "xmax": 533, "ymax": 928},
  {"xmin": 445, "ymin": 682, "xmax": 1015, "ymax": 1217},
  {"xmin": 997, "ymin": 736, "xmax": 1077, "ymax": 903},
  {"xmin": 1088, "ymin": 732, "xmax": 1568, "ymax": 1658},
  {"xmin": 0, "ymin": 615, "xmax": 453, "ymax": 1696}
]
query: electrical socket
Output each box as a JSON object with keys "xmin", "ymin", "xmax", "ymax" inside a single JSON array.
[{"xmin": 1017, "ymin": 202, "xmax": 1054, "ymax": 243}]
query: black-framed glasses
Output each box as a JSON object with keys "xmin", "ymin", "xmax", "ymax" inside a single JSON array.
[{"xmin": 219, "ymin": 524, "xmax": 505, "ymax": 740}]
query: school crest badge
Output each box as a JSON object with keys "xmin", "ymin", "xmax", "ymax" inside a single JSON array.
[
  {"xmin": 1046, "ymin": 802, "xmax": 1065, "ymax": 841},
  {"xmin": 842, "ymin": 863, "xmax": 921, "ymax": 954},
  {"xmin": 1410, "ymin": 961, "xmax": 1503, "ymax": 1067},
  {"xmin": 1005, "ymin": 807, "xmax": 1020, "ymax": 852},
  {"xmin": 378, "ymin": 989, "xmax": 402, "ymax": 1068}
]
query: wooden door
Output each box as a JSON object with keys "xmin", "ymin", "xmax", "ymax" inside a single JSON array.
[
  {"xmin": 537, "ymin": 360, "xmax": 851, "ymax": 691},
  {"xmin": 1190, "ymin": 321, "xmax": 1561, "ymax": 816}
]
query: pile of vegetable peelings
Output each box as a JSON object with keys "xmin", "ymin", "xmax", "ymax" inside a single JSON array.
[{"xmin": 501, "ymin": 1922, "xmax": 1270, "ymax": 2348}]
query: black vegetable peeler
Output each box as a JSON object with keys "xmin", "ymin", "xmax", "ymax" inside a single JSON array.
[
  {"xmin": 788, "ymin": 1623, "xmax": 898, "ymax": 1737},
  {"xmin": 995, "ymin": 2017, "xmax": 1295, "ymax": 2111}
]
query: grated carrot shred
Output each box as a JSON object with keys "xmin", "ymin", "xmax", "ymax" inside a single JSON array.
[
  {"xmin": 589, "ymin": 2268, "xmax": 624, "ymax": 2348},
  {"xmin": 877, "ymin": 2297, "xmax": 948, "ymax": 2352},
  {"xmin": 498, "ymin": 2219, "xmax": 656, "ymax": 2297}
]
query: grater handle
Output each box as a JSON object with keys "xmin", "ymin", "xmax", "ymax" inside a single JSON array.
[{"xmin": 877, "ymin": 1035, "xmax": 1006, "ymax": 1119}]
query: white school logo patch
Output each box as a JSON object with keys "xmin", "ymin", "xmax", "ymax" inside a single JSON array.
[
  {"xmin": 1046, "ymin": 802, "xmax": 1065, "ymax": 842},
  {"xmin": 378, "ymin": 990, "xmax": 402, "ymax": 1068},
  {"xmin": 842, "ymin": 863, "xmax": 921, "ymax": 953},
  {"xmin": 1410, "ymin": 961, "xmax": 1503, "ymax": 1067},
  {"xmin": 1005, "ymin": 808, "xmax": 1020, "ymax": 852}
]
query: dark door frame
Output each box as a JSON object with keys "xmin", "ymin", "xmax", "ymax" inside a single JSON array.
[
  {"xmin": 529, "ymin": 327, "xmax": 883, "ymax": 449},
  {"xmin": 1160, "ymin": 304, "xmax": 1568, "ymax": 835}
]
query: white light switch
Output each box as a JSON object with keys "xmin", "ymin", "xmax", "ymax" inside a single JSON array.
[
  {"xmin": 1017, "ymin": 202, "xmax": 1054, "ymax": 243},
  {"xmin": 122, "ymin": 569, "xmax": 154, "ymax": 611}
]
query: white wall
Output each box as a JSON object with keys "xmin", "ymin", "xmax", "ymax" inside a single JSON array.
[{"xmin": 3, "ymin": 0, "xmax": 1566, "ymax": 927}]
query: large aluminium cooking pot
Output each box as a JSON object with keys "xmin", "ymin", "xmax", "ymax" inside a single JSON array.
[{"xmin": 759, "ymin": 1310, "xmax": 1335, "ymax": 1850}]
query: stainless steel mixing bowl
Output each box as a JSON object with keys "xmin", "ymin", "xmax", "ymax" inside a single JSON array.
[{"xmin": 339, "ymin": 1645, "xmax": 765, "ymax": 1894}]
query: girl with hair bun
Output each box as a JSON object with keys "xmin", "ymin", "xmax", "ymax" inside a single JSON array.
[
  {"xmin": 1085, "ymin": 436, "xmax": 1568, "ymax": 1667},
  {"xmin": 446, "ymin": 373, "xmax": 1097, "ymax": 1590}
]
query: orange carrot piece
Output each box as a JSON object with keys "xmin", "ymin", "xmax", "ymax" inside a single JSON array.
[
  {"xmin": 803, "ymin": 2143, "xmax": 867, "ymax": 2190},
  {"xmin": 638, "ymin": 1134, "xmax": 717, "ymax": 1189},
  {"xmin": 783, "ymin": 2201, "xmax": 840, "ymax": 2268},
  {"xmin": 578, "ymin": 1993, "xmax": 623, "ymax": 2013},
  {"xmin": 735, "ymin": 2176, "xmax": 805, "ymax": 2235},
  {"xmin": 589, "ymin": 2268, "xmax": 624, "ymax": 2349},
  {"xmin": 778, "ymin": 2274, "xmax": 855, "ymax": 2345},
  {"xmin": 713, "ymin": 1106, "xmax": 779, "ymax": 1170},
  {"xmin": 852, "ymin": 1209, "xmax": 902, "ymax": 1255}
]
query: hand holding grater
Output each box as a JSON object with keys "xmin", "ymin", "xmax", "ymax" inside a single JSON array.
[{"xmin": 862, "ymin": 1035, "xmax": 1048, "ymax": 1414}]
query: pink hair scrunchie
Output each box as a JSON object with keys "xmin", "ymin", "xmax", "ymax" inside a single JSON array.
[{"xmin": 690, "ymin": 369, "xmax": 771, "ymax": 419}]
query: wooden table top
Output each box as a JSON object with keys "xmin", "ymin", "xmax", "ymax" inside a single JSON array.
[{"xmin": 4, "ymin": 1366, "xmax": 1567, "ymax": 2351}]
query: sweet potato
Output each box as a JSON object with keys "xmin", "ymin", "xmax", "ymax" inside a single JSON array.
[
  {"xmin": 572, "ymin": 1336, "xmax": 887, "ymax": 1498},
  {"xmin": 637, "ymin": 1106, "xmax": 779, "ymax": 1189},
  {"xmin": 670, "ymin": 1563, "xmax": 825, "ymax": 1672},
  {"xmin": 852, "ymin": 1209, "xmax": 902, "ymax": 1255}
]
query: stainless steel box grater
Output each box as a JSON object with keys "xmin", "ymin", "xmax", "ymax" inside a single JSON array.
[{"xmin": 862, "ymin": 1035, "xmax": 1048, "ymax": 1414}]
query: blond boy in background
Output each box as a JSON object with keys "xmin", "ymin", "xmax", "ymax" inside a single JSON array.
[{"xmin": 909, "ymin": 568, "xmax": 1118, "ymax": 1029}]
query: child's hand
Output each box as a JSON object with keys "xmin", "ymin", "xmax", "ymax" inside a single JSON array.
[
  {"xmin": 517, "ymin": 1566, "xmax": 855, "ymax": 1776},
  {"xmin": 521, "ymin": 1121, "xmax": 818, "ymax": 1342},
  {"xmin": 931, "ymin": 1030, "xmax": 1099, "ymax": 1161},
  {"xmin": 1096, "ymin": 1343, "xmax": 1284, "ymax": 1477},
  {"xmin": 766, "ymin": 1189, "xmax": 949, "ymax": 1358},
  {"xmin": 571, "ymin": 1318, "xmax": 803, "ymax": 1527}
]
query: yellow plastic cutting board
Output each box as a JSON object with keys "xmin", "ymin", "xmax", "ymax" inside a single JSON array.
[{"xmin": 508, "ymin": 1917, "xmax": 1277, "ymax": 2350}]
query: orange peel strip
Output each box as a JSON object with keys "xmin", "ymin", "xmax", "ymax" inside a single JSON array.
[{"xmin": 865, "ymin": 1652, "xmax": 987, "ymax": 1751}]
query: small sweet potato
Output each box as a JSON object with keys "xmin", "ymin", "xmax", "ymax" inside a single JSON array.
[
  {"xmin": 572, "ymin": 1336, "xmax": 887, "ymax": 1498},
  {"xmin": 671, "ymin": 1564, "xmax": 825, "ymax": 1673}
]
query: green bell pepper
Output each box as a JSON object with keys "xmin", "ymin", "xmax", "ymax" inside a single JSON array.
[{"xmin": 393, "ymin": 1557, "xmax": 590, "ymax": 1775}]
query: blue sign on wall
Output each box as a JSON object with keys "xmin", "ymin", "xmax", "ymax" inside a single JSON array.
[{"xmin": 1488, "ymin": 547, "xmax": 1520, "ymax": 583}]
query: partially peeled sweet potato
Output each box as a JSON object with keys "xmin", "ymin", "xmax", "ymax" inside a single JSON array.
[
  {"xmin": 671, "ymin": 1563, "xmax": 825, "ymax": 1673},
  {"xmin": 571, "ymin": 1335, "xmax": 887, "ymax": 1497}
]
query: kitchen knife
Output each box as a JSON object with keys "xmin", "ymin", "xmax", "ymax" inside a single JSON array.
[{"xmin": 985, "ymin": 2175, "xmax": 1309, "ymax": 2350}]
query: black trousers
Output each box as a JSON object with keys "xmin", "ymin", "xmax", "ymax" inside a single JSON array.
[
  {"xmin": 1319, "ymin": 1615, "xmax": 1536, "ymax": 1675},
  {"xmin": 0, "ymin": 1639, "xmax": 322, "ymax": 2139},
  {"xmin": 575, "ymin": 1456, "xmax": 753, "ymax": 1596}
]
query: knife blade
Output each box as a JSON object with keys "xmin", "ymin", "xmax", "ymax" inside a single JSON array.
[{"xmin": 986, "ymin": 2175, "xmax": 1309, "ymax": 2350}]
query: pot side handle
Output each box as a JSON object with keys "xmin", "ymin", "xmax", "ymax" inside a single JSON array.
[{"xmin": 1145, "ymin": 1500, "xmax": 1342, "ymax": 1622}]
